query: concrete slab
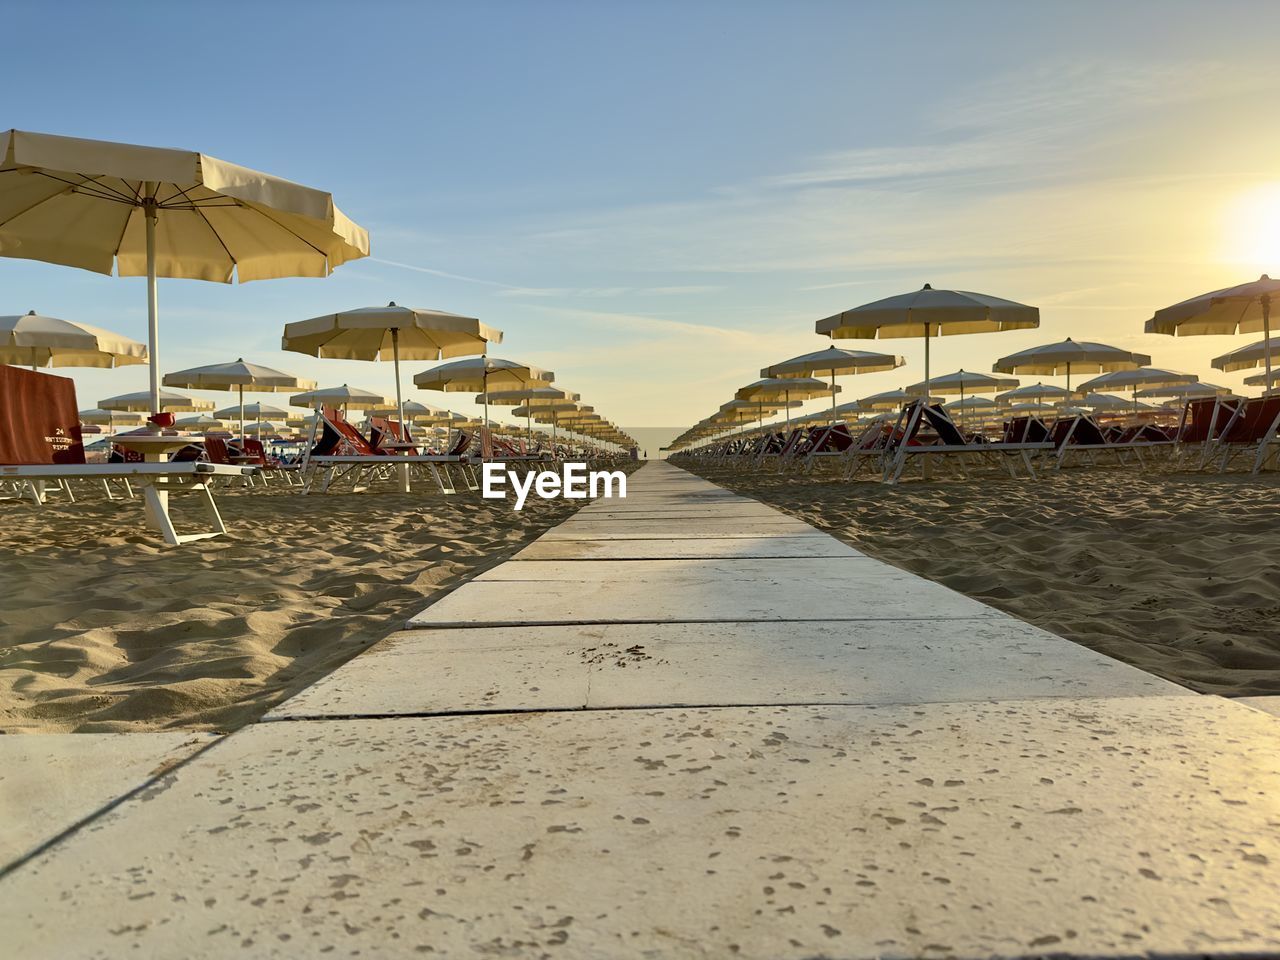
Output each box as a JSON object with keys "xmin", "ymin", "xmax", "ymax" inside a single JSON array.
[
  {"xmin": 0, "ymin": 732, "xmax": 216, "ymax": 871},
  {"xmin": 539, "ymin": 517, "xmax": 822, "ymax": 540},
  {"xmin": 1236, "ymin": 695, "xmax": 1280, "ymax": 718},
  {"xmin": 411, "ymin": 560, "xmax": 1003, "ymax": 627},
  {"xmin": 514, "ymin": 535, "xmax": 864, "ymax": 560},
  {"xmin": 8, "ymin": 699, "xmax": 1279, "ymax": 959},
  {"xmin": 269, "ymin": 619, "xmax": 1189, "ymax": 719}
]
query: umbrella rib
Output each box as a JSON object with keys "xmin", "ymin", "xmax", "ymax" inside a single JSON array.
[
  {"xmin": 241, "ymin": 202, "xmax": 331, "ymax": 261},
  {"xmin": 34, "ymin": 171, "xmax": 144, "ymax": 206},
  {"xmin": 186, "ymin": 200, "xmax": 238, "ymax": 269}
]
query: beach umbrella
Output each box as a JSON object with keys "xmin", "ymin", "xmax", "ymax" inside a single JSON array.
[
  {"xmin": 1006, "ymin": 401, "xmax": 1059, "ymax": 414},
  {"xmin": 992, "ymin": 338, "xmax": 1150, "ymax": 393},
  {"xmin": 79, "ymin": 407, "xmax": 145, "ymax": 431},
  {"xmin": 736, "ymin": 376, "xmax": 838, "ymax": 429},
  {"xmin": 1146, "ymin": 275, "xmax": 1280, "ymax": 394},
  {"xmin": 164, "ymin": 358, "xmax": 315, "ymax": 439},
  {"xmin": 1080, "ymin": 392, "xmax": 1154, "ymax": 413},
  {"xmin": 816, "ymin": 283, "xmax": 1039, "ymax": 395},
  {"xmin": 174, "ymin": 414, "xmax": 227, "ymax": 434},
  {"xmin": 906, "ymin": 370, "xmax": 1017, "ymax": 425},
  {"xmin": 213, "ymin": 401, "xmax": 291, "ymax": 421},
  {"xmin": 282, "ymin": 302, "xmax": 501, "ymax": 441},
  {"xmin": 857, "ymin": 388, "xmax": 941, "ymax": 411},
  {"xmin": 996, "ymin": 382, "xmax": 1073, "ymax": 404},
  {"xmin": 0, "ymin": 310, "xmax": 148, "ymax": 370},
  {"xmin": 480, "ymin": 386, "xmax": 581, "ymax": 441},
  {"xmin": 414, "ymin": 357, "xmax": 553, "ymax": 431},
  {"xmin": 242, "ymin": 421, "xmax": 283, "ymax": 440},
  {"xmin": 1244, "ymin": 368, "xmax": 1280, "ymax": 389},
  {"xmin": 290, "ymin": 384, "xmax": 388, "ymax": 418},
  {"xmin": 0, "ymin": 129, "xmax": 368, "ymax": 414},
  {"xmin": 100, "ymin": 388, "xmax": 213, "ymax": 413},
  {"xmin": 941, "ymin": 394, "xmax": 999, "ymax": 429},
  {"xmin": 762, "ymin": 346, "xmax": 903, "ymax": 423},
  {"xmin": 1210, "ymin": 336, "xmax": 1280, "ymax": 376},
  {"xmin": 1134, "ymin": 382, "xmax": 1236, "ymax": 400},
  {"xmin": 365, "ymin": 401, "xmax": 455, "ymax": 423},
  {"xmin": 1077, "ymin": 368, "xmax": 1198, "ymax": 416}
]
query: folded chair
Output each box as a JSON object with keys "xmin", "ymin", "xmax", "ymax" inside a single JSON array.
[{"xmin": 0, "ymin": 366, "xmax": 255, "ymax": 545}]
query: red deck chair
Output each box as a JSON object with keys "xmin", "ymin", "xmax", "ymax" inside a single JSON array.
[{"xmin": 1216, "ymin": 396, "xmax": 1280, "ymax": 473}]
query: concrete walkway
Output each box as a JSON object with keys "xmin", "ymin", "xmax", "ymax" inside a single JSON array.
[{"xmin": 3, "ymin": 461, "xmax": 1279, "ymax": 958}]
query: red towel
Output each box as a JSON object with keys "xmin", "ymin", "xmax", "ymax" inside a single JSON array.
[{"xmin": 0, "ymin": 364, "xmax": 85, "ymax": 465}]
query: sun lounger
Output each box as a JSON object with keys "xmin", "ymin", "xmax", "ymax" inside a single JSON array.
[
  {"xmin": 0, "ymin": 365, "xmax": 254, "ymax": 545},
  {"xmin": 883, "ymin": 401, "xmax": 1051, "ymax": 484},
  {"xmin": 1214, "ymin": 396, "xmax": 1280, "ymax": 474},
  {"xmin": 299, "ymin": 410, "xmax": 476, "ymax": 494},
  {"xmin": 1172, "ymin": 397, "xmax": 1242, "ymax": 470}
]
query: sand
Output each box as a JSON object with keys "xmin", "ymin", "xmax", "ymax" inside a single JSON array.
[
  {"xmin": 684, "ymin": 464, "xmax": 1280, "ymax": 698},
  {"xmin": 0, "ymin": 476, "xmax": 596, "ymax": 734}
]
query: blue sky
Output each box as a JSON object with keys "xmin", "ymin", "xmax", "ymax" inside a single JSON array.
[{"xmin": 6, "ymin": 0, "xmax": 1280, "ymax": 440}]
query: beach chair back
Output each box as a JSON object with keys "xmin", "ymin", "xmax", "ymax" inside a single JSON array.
[
  {"xmin": 0, "ymin": 364, "xmax": 85, "ymax": 465},
  {"xmin": 241, "ymin": 438, "xmax": 272, "ymax": 466},
  {"xmin": 311, "ymin": 411, "xmax": 376, "ymax": 457},
  {"xmin": 448, "ymin": 430, "xmax": 472, "ymax": 457},
  {"xmin": 1222, "ymin": 396, "xmax": 1280, "ymax": 443},
  {"xmin": 1071, "ymin": 417, "xmax": 1108, "ymax": 445},
  {"xmin": 919, "ymin": 404, "xmax": 967, "ymax": 446},
  {"xmin": 203, "ymin": 437, "xmax": 232, "ymax": 464},
  {"xmin": 170, "ymin": 444, "xmax": 204, "ymax": 463},
  {"xmin": 1048, "ymin": 417, "xmax": 1079, "ymax": 449}
]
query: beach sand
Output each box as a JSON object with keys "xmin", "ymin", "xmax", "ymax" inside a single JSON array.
[
  {"xmin": 684, "ymin": 464, "xmax": 1280, "ymax": 698},
  {"xmin": 0, "ymin": 477, "xmax": 593, "ymax": 734}
]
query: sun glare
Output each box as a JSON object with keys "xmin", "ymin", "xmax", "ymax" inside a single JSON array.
[{"xmin": 1224, "ymin": 182, "xmax": 1280, "ymax": 270}]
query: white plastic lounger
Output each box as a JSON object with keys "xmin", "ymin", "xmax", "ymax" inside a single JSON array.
[{"xmin": 1, "ymin": 462, "xmax": 256, "ymax": 546}]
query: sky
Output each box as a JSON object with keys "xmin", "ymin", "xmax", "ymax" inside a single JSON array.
[{"xmin": 5, "ymin": 0, "xmax": 1280, "ymax": 451}]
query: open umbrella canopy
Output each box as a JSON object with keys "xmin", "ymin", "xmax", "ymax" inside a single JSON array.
[
  {"xmin": 213, "ymin": 401, "xmax": 291, "ymax": 420},
  {"xmin": 944, "ymin": 396, "xmax": 998, "ymax": 412},
  {"xmin": 1211, "ymin": 336, "xmax": 1280, "ymax": 373},
  {"xmin": 1134, "ymin": 382, "xmax": 1236, "ymax": 400},
  {"xmin": 762, "ymin": 345, "xmax": 903, "ymax": 378},
  {"xmin": 174, "ymin": 414, "xmax": 227, "ymax": 431},
  {"xmin": 817, "ymin": 284, "xmax": 1040, "ymax": 339},
  {"xmin": 992, "ymin": 338, "xmax": 1150, "ymax": 381},
  {"xmin": 164, "ymin": 358, "xmax": 313, "ymax": 392},
  {"xmin": 365, "ymin": 401, "xmax": 453, "ymax": 423},
  {"xmin": 906, "ymin": 369, "xmax": 1018, "ymax": 396},
  {"xmin": 413, "ymin": 356, "xmax": 553, "ymax": 392},
  {"xmin": 1074, "ymin": 367, "xmax": 1198, "ymax": 395},
  {"xmin": 0, "ymin": 129, "xmax": 369, "ymax": 412},
  {"xmin": 1244, "ymin": 368, "xmax": 1280, "ymax": 388},
  {"xmin": 78, "ymin": 407, "xmax": 145, "ymax": 426},
  {"xmin": 1146, "ymin": 275, "xmax": 1280, "ymax": 394},
  {"xmin": 1006, "ymin": 401, "xmax": 1060, "ymax": 414},
  {"xmin": 0, "ymin": 310, "xmax": 148, "ymax": 369},
  {"xmin": 100, "ymin": 389, "xmax": 213, "ymax": 413},
  {"xmin": 282, "ymin": 303, "xmax": 501, "ymax": 361},
  {"xmin": 736, "ymin": 376, "xmax": 838, "ymax": 402},
  {"xmin": 290, "ymin": 384, "xmax": 389, "ymax": 408},
  {"xmin": 1080, "ymin": 392, "xmax": 1154, "ymax": 412},
  {"xmin": 996, "ymin": 382, "xmax": 1073, "ymax": 403},
  {"xmin": 480, "ymin": 386, "xmax": 580, "ymax": 406},
  {"xmin": 817, "ymin": 283, "xmax": 1038, "ymax": 394},
  {"xmin": 857, "ymin": 388, "xmax": 942, "ymax": 410},
  {"xmin": 242, "ymin": 421, "xmax": 283, "ymax": 434}
]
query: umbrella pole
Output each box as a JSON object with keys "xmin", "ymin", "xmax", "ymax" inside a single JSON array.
[
  {"xmin": 390, "ymin": 328, "xmax": 410, "ymax": 492},
  {"xmin": 830, "ymin": 370, "xmax": 838, "ymax": 424},
  {"xmin": 785, "ymin": 389, "xmax": 792, "ymax": 430},
  {"xmin": 1264, "ymin": 295, "xmax": 1273, "ymax": 397},
  {"xmin": 144, "ymin": 194, "xmax": 161, "ymax": 418},
  {"xmin": 923, "ymin": 322, "xmax": 931, "ymax": 398},
  {"xmin": 238, "ymin": 384, "xmax": 245, "ymax": 442},
  {"xmin": 1065, "ymin": 361, "xmax": 1072, "ymax": 395}
]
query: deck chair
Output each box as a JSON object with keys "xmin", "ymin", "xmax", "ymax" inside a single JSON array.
[
  {"xmin": 300, "ymin": 410, "xmax": 477, "ymax": 495},
  {"xmin": 1173, "ymin": 397, "xmax": 1242, "ymax": 470},
  {"xmin": 0, "ymin": 365, "xmax": 254, "ymax": 545},
  {"xmin": 839, "ymin": 417, "xmax": 897, "ymax": 480},
  {"xmin": 1215, "ymin": 396, "xmax": 1280, "ymax": 474},
  {"xmin": 883, "ymin": 401, "xmax": 1050, "ymax": 484}
]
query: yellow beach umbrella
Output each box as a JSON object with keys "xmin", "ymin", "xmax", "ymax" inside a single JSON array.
[{"xmin": 0, "ymin": 129, "xmax": 369, "ymax": 414}]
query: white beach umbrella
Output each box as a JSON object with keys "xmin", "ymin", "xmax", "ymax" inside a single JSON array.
[
  {"xmin": 414, "ymin": 356, "xmax": 553, "ymax": 431},
  {"xmin": 164, "ymin": 358, "xmax": 315, "ymax": 439},
  {"xmin": 1006, "ymin": 401, "xmax": 1059, "ymax": 414},
  {"xmin": 857, "ymin": 388, "xmax": 941, "ymax": 411},
  {"xmin": 996, "ymin": 382, "xmax": 1073, "ymax": 404},
  {"xmin": 762, "ymin": 346, "xmax": 903, "ymax": 423},
  {"xmin": 816, "ymin": 283, "xmax": 1039, "ymax": 394},
  {"xmin": 0, "ymin": 310, "xmax": 148, "ymax": 370},
  {"xmin": 1080, "ymin": 392, "xmax": 1155, "ymax": 413},
  {"xmin": 1210, "ymin": 336, "xmax": 1280, "ymax": 375},
  {"xmin": 992, "ymin": 338, "xmax": 1150, "ymax": 393},
  {"xmin": 213, "ymin": 401, "xmax": 291, "ymax": 421},
  {"xmin": 174, "ymin": 414, "xmax": 227, "ymax": 432},
  {"xmin": 282, "ymin": 302, "xmax": 501, "ymax": 440},
  {"xmin": 79, "ymin": 407, "xmax": 146, "ymax": 430},
  {"xmin": 1074, "ymin": 367, "xmax": 1198, "ymax": 396},
  {"xmin": 100, "ymin": 388, "xmax": 213, "ymax": 413},
  {"xmin": 1244, "ymin": 368, "xmax": 1280, "ymax": 389},
  {"xmin": 365, "ymin": 401, "xmax": 455, "ymax": 423},
  {"xmin": 737, "ymin": 376, "xmax": 838, "ymax": 429},
  {"xmin": 906, "ymin": 369, "xmax": 1018, "ymax": 397},
  {"xmin": 0, "ymin": 129, "xmax": 368, "ymax": 413},
  {"xmin": 1146, "ymin": 274, "xmax": 1280, "ymax": 393},
  {"xmin": 290, "ymin": 384, "xmax": 388, "ymax": 413},
  {"xmin": 479, "ymin": 386, "xmax": 581, "ymax": 443},
  {"xmin": 1134, "ymin": 382, "xmax": 1236, "ymax": 400}
]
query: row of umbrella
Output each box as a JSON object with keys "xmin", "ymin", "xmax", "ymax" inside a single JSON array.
[{"xmin": 670, "ymin": 276, "xmax": 1277, "ymax": 451}]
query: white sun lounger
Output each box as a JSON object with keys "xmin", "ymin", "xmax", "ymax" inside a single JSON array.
[{"xmin": 1, "ymin": 462, "xmax": 256, "ymax": 546}]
